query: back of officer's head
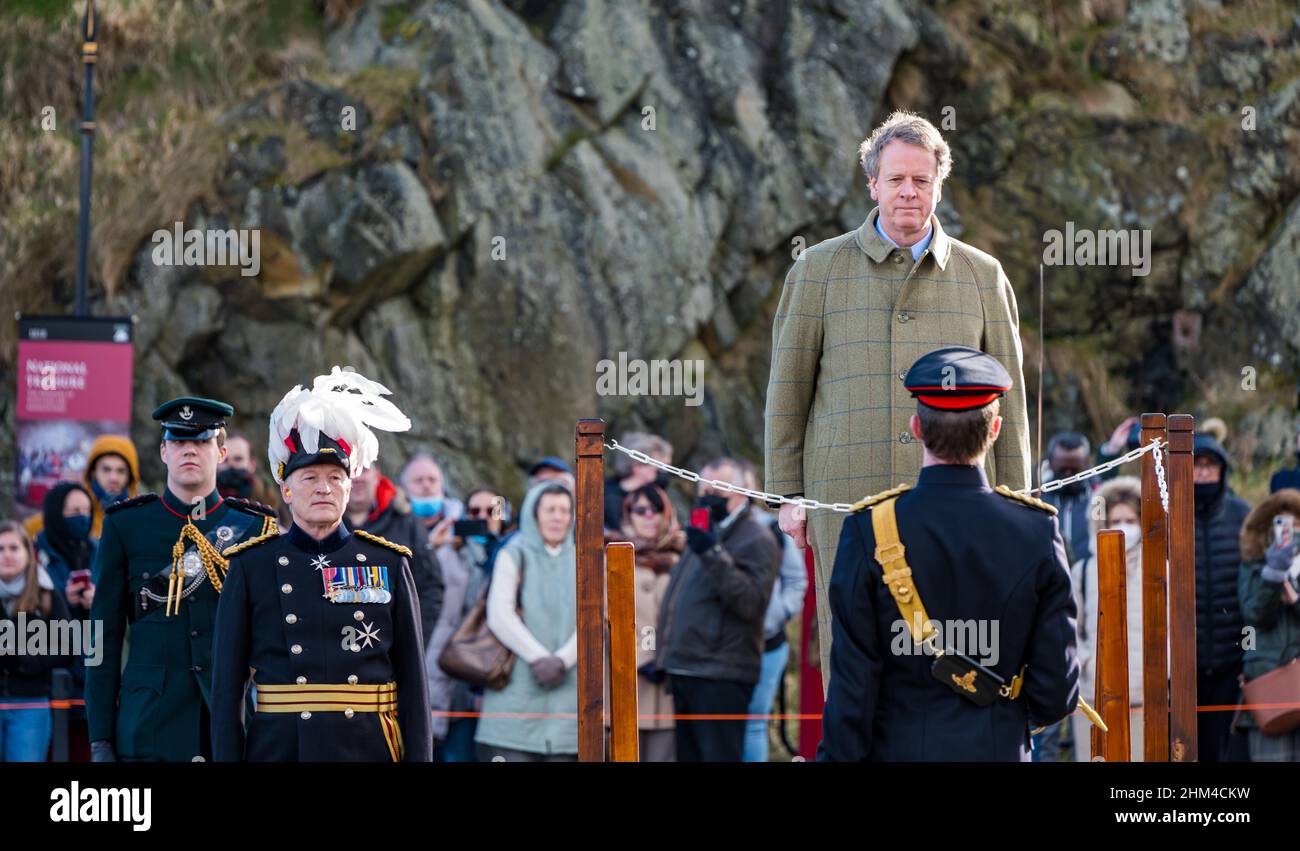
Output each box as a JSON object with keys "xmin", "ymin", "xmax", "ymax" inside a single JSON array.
[{"xmin": 915, "ymin": 398, "xmax": 1001, "ymax": 464}]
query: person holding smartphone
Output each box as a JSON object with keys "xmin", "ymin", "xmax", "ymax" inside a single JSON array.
[
  {"xmin": 654, "ymin": 458, "xmax": 781, "ymax": 762},
  {"xmin": 1237, "ymin": 489, "xmax": 1300, "ymax": 761},
  {"xmin": 33, "ymin": 482, "xmax": 99, "ymax": 761}
]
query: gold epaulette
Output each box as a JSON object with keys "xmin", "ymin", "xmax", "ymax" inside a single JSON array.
[
  {"xmin": 354, "ymin": 529, "xmax": 413, "ymax": 557},
  {"xmin": 848, "ymin": 483, "xmax": 913, "ymax": 513},
  {"xmin": 994, "ymin": 485, "xmax": 1058, "ymax": 516},
  {"xmin": 222, "ymin": 531, "xmax": 279, "ymax": 558}
]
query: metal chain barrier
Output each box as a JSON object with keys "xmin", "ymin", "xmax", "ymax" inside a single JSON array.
[
  {"xmin": 1152, "ymin": 440, "xmax": 1171, "ymax": 514},
  {"xmin": 604, "ymin": 437, "xmax": 1168, "ymax": 514}
]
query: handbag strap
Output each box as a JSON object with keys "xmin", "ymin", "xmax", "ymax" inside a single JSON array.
[{"xmin": 514, "ymin": 548, "xmax": 525, "ymax": 609}]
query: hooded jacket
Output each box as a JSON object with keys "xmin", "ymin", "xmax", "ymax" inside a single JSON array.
[
  {"xmin": 1192, "ymin": 434, "xmax": 1252, "ymax": 675},
  {"xmin": 21, "ymin": 435, "xmax": 141, "ymax": 542},
  {"xmin": 475, "ymin": 483, "xmax": 579, "ymax": 755},
  {"xmin": 83, "ymin": 435, "xmax": 141, "ymax": 539},
  {"xmin": 1237, "ymin": 488, "xmax": 1300, "ymax": 690}
]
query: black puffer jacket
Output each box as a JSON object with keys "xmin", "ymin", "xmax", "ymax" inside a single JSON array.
[
  {"xmin": 0, "ymin": 589, "xmax": 72, "ymax": 698},
  {"xmin": 655, "ymin": 503, "xmax": 780, "ymax": 684},
  {"xmin": 352, "ymin": 481, "xmax": 444, "ymax": 646},
  {"xmin": 1193, "ymin": 435, "xmax": 1252, "ymax": 675}
]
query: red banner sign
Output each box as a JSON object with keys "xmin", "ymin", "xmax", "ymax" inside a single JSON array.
[{"xmin": 13, "ymin": 316, "xmax": 134, "ymax": 516}]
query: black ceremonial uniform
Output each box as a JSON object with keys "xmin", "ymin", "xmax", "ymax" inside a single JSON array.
[
  {"xmin": 212, "ymin": 522, "xmax": 432, "ymax": 762},
  {"xmin": 819, "ymin": 345, "xmax": 1079, "ymax": 762},
  {"xmin": 86, "ymin": 397, "xmax": 278, "ymax": 763},
  {"xmin": 818, "ymin": 469, "xmax": 1079, "ymax": 761}
]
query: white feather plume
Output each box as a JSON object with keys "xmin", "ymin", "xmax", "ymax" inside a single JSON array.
[
  {"xmin": 268, "ymin": 367, "xmax": 411, "ymax": 482},
  {"xmin": 311, "ymin": 366, "xmax": 412, "ymax": 433}
]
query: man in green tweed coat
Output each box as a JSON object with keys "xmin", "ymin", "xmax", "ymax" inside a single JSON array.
[{"xmin": 763, "ymin": 111, "xmax": 1031, "ymax": 682}]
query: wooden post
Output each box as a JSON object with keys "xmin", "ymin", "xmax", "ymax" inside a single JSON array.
[
  {"xmin": 1095, "ymin": 528, "xmax": 1132, "ymax": 762},
  {"xmin": 606, "ymin": 542, "xmax": 639, "ymax": 762},
  {"xmin": 1139, "ymin": 413, "xmax": 1169, "ymax": 761},
  {"xmin": 1166, "ymin": 414, "xmax": 1198, "ymax": 762},
  {"xmin": 575, "ymin": 419, "xmax": 607, "ymax": 762}
]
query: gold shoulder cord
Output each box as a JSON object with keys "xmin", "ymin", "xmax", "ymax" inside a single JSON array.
[
  {"xmin": 354, "ymin": 529, "xmax": 413, "ymax": 557},
  {"xmin": 164, "ymin": 515, "xmax": 280, "ymax": 617},
  {"xmin": 869, "ymin": 496, "xmax": 1106, "ymax": 732},
  {"xmin": 167, "ymin": 521, "xmax": 230, "ymax": 617}
]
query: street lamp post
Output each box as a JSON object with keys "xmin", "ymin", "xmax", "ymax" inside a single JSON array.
[{"xmin": 73, "ymin": 0, "xmax": 98, "ymax": 317}]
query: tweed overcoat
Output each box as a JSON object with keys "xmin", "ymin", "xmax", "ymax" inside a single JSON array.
[{"xmin": 764, "ymin": 207, "xmax": 1031, "ymax": 681}]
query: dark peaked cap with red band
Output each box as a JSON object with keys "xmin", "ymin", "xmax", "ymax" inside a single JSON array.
[
  {"xmin": 281, "ymin": 428, "xmax": 352, "ymax": 481},
  {"xmin": 904, "ymin": 346, "xmax": 1012, "ymax": 412}
]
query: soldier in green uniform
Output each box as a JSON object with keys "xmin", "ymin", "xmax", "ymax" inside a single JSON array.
[{"xmin": 87, "ymin": 397, "xmax": 279, "ymax": 762}]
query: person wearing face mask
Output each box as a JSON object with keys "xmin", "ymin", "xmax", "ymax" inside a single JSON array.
[
  {"xmin": 33, "ymin": 483, "xmax": 99, "ymax": 761},
  {"xmin": 400, "ymin": 453, "xmax": 464, "ymax": 549},
  {"xmin": 1069, "ymin": 476, "xmax": 1145, "ymax": 761},
  {"xmin": 1190, "ymin": 431, "xmax": 1252, "ymax": 762},
  {"xmin": 346, "ymin": 464, "xmax": 444, "ymax": 647},
  {"xmin": 1269, "ymin": 423, "xmax": 1300, "ymax": 494},
  {"xmin": 474, "ymin": 482, "xmax": 581, "ymax": 761},
  {"xmin": 20, "ymin": 435, "xmax": 140, "ymax": 545},
  {"xmin": 1033, "ymin": 433, "xmax": 1096, "ymax": 761},
  {"xmin": 655, "ymin": 458, "xmax": 781, "ymax": 762},
  {"xmin": 35, "ymin": 484, "xmax": 99, "ymax": 617},
  {"xmin": 216, "ymin": 432, "xmax": 281, "ymax": 511},
  {"xmin": 1041, "ymin": 432, "xmax": 1096, "ymax": 567}
]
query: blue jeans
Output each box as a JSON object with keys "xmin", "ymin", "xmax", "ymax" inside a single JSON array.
[
  {"xmin": 743, "ymin": 640, "xmax": 790, "ymax": 762},
  {"xmin": 0, "ymin": 703, "xmax": 52, "ymax": 762},
  {"xmin": 440, "ymin": 717, "xmax": 479, "ymax": 762},
  {"xmin": 1032, "ymin": 719, "xmax": 1063, "ymax": 762}
]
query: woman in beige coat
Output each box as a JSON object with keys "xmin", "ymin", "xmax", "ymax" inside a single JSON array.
[
  {"xmin": 1070, "ymin": 476, "xmax": 1146, "ymax": 761},
  {"xmin": 606, "ymin": 484, "xmax": 685, "ymax": 762}
]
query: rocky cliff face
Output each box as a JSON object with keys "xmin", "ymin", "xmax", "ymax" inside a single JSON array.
[{"xmin": 3, "ymin": 0, "xmax": 1298, "ymax": 504}]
